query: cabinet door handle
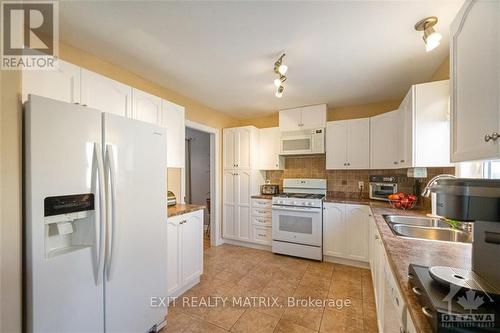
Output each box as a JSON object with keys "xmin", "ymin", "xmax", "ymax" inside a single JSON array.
[
  {"xmin": 257, "ymin": 233, "xmax": 266, "ymax": 237},
  {"xmin": 400, "ymin": 159, "xmax": 405, "ymax": 163},
  {"xmin": 421, "ymin": 307, "xmax": 434, "ymax": 318},
  {"xmin": 485, "ymin": 132, "xmax": 499, "ymax": 142}
]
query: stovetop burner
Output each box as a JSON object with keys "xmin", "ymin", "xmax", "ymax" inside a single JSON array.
[{"xmin": 274, "ymin": 193, "xmax": 325, "ymax": 199}]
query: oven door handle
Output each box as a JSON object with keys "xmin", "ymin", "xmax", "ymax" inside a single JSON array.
[{"xmin": 272, "ymin": 206, "xmax": 321, "ymax": 213}]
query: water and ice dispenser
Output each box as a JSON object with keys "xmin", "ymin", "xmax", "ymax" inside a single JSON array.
[{"xmin": 44, "ymin": 193, "xmax": 96, "ymax": 258}]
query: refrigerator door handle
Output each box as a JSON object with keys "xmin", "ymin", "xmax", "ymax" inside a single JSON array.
[
  {"xmin": 93, "ymin": 142, "xmax": 106, "ymax": 285},
  {"xmin": 105, "ymin": 144, "xmax": 117, "ymax": 281}
]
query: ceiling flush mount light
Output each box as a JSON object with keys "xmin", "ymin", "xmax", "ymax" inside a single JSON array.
[
  {"xmin": 415, "ymin": 16, "xmax": 442, "ymax": 52},
  {"xmin": 273, "ymin": 53, "xmax": 287, "ymax": 98}
]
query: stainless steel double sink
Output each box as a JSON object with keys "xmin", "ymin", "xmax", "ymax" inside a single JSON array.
[{"xmin": 383, "ymin": 215, "xmax": 472, "ymax": 243}]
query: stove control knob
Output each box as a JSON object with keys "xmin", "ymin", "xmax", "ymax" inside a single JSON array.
[
  {"xmin": 293, "ymin": 201, "xmax": 298, "ymax": 205},
  {"xmin": 307, "ymin": 202, "xmax": 313, "ymax": 206}
]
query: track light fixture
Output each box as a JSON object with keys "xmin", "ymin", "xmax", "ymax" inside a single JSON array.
[
  {"xmin": 274, "ymin": 53, "xmax": 287, "ymax": 98},
  {"xmin": 415, "ymin": 16, "xmax": 442, "ymax": 52}
]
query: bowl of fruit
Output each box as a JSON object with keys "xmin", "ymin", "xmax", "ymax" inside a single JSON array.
[{"xmin": 387, "ymin": 192, "xmax": 417, "ymax": 210}]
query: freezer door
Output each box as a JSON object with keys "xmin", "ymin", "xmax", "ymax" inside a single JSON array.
[
  {"xmin": 102, "ymin": 113, "xmax": 168, "ymax": 332},
  {"xmin": 25, "ymin": 95, "xmax": 105, "ymax": 332}
]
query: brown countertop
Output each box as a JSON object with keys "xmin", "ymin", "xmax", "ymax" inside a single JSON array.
[
  {"xmin": 325, "ymin": 195, "xmax": 472, "ymax": 332},
  {"xmin": 251, "ymin": 194, "xmax": 274, "ymax": 200},
  {"xmin": 167, "ymin": 204, "xmax": 206, "ymax": 218},
  {"xmin": 369, "ymin": 204, "xmax": 472, "ymax": 333}
]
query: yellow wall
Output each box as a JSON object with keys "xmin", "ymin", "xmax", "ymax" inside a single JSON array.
[
  {"xmin": 59, "ymin": 43, "xmax": 239, "ymax": 129},
  {"xmin": 429, "ymin": 56, "xmax": 450, "ymax": 81},
  {"xmin": 0, "ymin": 69, "xmax": 22, "ymax": 333}
]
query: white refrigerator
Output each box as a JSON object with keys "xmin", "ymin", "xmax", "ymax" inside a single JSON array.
[{"xmin": 25, "ymin": 95, "xmax": 168, "ymax": 332}]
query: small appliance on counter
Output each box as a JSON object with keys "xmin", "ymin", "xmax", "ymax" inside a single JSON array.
[
  {"xmin": 408, "ymin": 178, "xmax": 500, "ymax": 332},
  {"xmin": 167, "ymin": 191, "xmax": 177, "ymax": 206},
  {"xmin": 261, "ymin": 184, "xmax": 279, "ymax": 195},
  {"xmin": 369, "ymin": 175, "xmax": 398, "ymax": 201}
]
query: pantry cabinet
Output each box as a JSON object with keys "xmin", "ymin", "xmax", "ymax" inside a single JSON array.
[
  {"xmin": 81, "ymin": 69, "xmax": 132, "ymax": 118},
  {"xmin": 223, "ymin": 126, "xmax": 264, "ymax": 243},
  {"xmin": 258, "ymin": 127, "xmax": 284, "ymax": 170},
  {"xmin": 22, "ymin": 59, "xmax": 81, "ymax": 103},
  {"xmin": 323, "ymin": 203, "xmax": 370, "ymax": 263},
  {"xmin": 279, "ymin": 104, "xmax": 327, "ymax": 131},
  {"xmin": 132, "ymin": 89, "xmax": 162, "ymax": 125},
  {"xmin": 326, "ymin": 118, "xmax": 370, "ymax": 170},
  {"xmin": 370, "ymin": 110, "xmax": 400, "ymax": 169},
  {"xmin": 166, "ymin": 210, "xmax": 203, "ymax": 297},
  {"xmin": 450, "ymin": 0, "xmax": 500, "ymax": 162},
  {"xmin": 161, "ymin": 100, "xmax": 185, "ymax": 168}
]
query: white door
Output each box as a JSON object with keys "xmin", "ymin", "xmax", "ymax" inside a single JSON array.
[
  {"xmin": 300, "ymin": 104, "xmax": 327, "ymax": 129},
  {"xmin": 323, "ymin": 203, "xmax": 346, "ymax": 257},
  {"xmin": 398, "ymin": 89, "xmax": 413, "ymax": 168},
  {"xmin": 224, "ymin": 129, "xmax": 236, "ymax": 169},
  {"xmin": 103, "ymin": 114, "xmax": 167, "ymax": 332},
  {"xmin": 259, "ymin": 127, "xmax": 282, "ymax": 170},
  {"xmin": 132, "ymin": 89, "xmax": 162, "ymax": 125},
  {"xmin": 370, "ymin": 111, "xmax": 399, "ymax": 169},
  {"xmin": 326, "ymin": 121, "xmax": 348, "ymax": 169},
  {"xmin": 235, "ymin": 128, "xmax": 251, "ymax": 169},
  {"xmin": 347, "ymin": 118, "xmax": 370, "ymax": 169},
  {"xmin": 223, "ymin": 171, "xmax": 236, "ymax": 238},
  {"xmin": 81, "ymin": 69, "xmax": 132, "ymax": 118},
  {"xmin": 450, "ymin": 0, "xmax": 500, "ymax": 162},
  {"xmin": 346, "ymin": 205, "xmax": 369, "ymax": 262},
  {"xmin": 22, "ymin": 60, "xmax": 81, "ymax": 103},
  {"xmin": 181, "ymin": 211, "xmax": 203, "ymax": 284},
  {"xmin": 161, "ymin": 99, "xmax": 186, "ymax": 168},
  {"xmin": 279, "ymin": 108, "xmax": 302, "ymax": 131},
  {"xmin": 25, "ymin": 96, "xmax": 103, "ymax": 333},
  {"xmin": 166, "ymin": 217, "xmax": 182, "ymax": 297},
  {"xmin": 235, "ymin": 170, "xmax": 251, "ymax": 241}
]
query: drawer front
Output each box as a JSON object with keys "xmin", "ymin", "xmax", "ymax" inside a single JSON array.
[
  {"xmin": 252, "ymin": 208, "xmax": 272, "ymax": 217},
  {"xmin": 252, "ymin": 216, "xmax": 271, "ymax": 226},
  {"xmin": 252, "ymin": 199, "xmax": 272, "ymax": 209},
  {"xmin": 253, "ymin": 225, "xmax": 272, "ymax": 244}
]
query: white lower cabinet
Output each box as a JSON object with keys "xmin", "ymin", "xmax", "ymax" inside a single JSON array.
[
  {"xmin": 250, "ymin": 198, "xmax": 272, "ymax": 245},
  {"xmin": 369, "ymin": 214, "xmax": 412, "ymax": 333},
  {"xmin": 323, "ymin": 203, "xmax": 369, "ymax": 262},
  {"xmin": 166, "ymin": 210, "xmax": 203, "ymax": 298}
]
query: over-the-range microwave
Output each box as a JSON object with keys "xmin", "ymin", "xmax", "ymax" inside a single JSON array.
[{"xmin": 280, "ymin": 128, "xmax": 325, "ymax": 155}]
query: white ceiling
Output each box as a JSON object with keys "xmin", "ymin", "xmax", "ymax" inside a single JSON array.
[{"xmin": 59, "ymin": 1, "xmax": 463, "ymax": 119}]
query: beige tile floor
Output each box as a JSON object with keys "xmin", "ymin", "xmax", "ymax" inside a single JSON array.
[{"xmin": 162, "ymin": 244, "xmax": 378, "ymax": 333}]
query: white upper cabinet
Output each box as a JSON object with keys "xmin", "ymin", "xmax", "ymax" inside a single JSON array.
[
  {"xmin": 223, "ymin": 126, "xmax": 257, "ymax": 169},
  {"xmin": 81, "ymin": 69, "xmax": 132, "ymax": 117},
  {"xmin": 161, "ymin": 100, "xmax": 185, "ymax": 168},
  {"xmin": 279, "ymin": 104, "xmax": 327, "ymax": 131},
  {"xmin": 370, "ymin": 110, "xmax": 399, "ymax": 169},
  {"xmin": 327, "ymin": 118, "xmax": 370, "ymax": 170},
  {"xmin": 22, "ymin": 60, "xmax": 81, "ymax": 104},
  {"xmin": 450, "ymin": 0, "xmax": 500, "ymax": 162},
  {"xmin": 326, "ymin": 120, "xmax": 348, "ymax": 169},
  {"xmin": 132, "ymin": 88, "xmax": 162, "ymax": 125},
  {"xmin": 258, "ymin": 127, "xmax": 284, "ymax": 170},
  {"xmin": 397, "ymin": 80, "xmax": 451, "ymax": 168},
  {"xmin": 347, "ymin": 118, "xmax": 370, "ymax": 169}
]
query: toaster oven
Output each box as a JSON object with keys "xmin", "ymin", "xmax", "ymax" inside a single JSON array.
[{"xmin": 261, "ymin": 184, "xmax": 279, "ymax": 195}]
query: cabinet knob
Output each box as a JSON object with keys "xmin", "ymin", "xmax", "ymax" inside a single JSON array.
[
  {"xmin": 400, "ymin": 160, "xmax": 405, "ymax": 163},
  {"xmin": 393, "ymin": 161, "xmax": 398, "ymax": 165},
  {"xmin": 347, "ymin": 162, "xmax": 350, "ymax": 166},
  {"xmin": 485, "ymin": 132, "xmax": 499, "ymax": 142}
]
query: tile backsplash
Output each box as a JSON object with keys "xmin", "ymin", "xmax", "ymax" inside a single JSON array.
[{"xmin": 265, "ymin": 155, "xmax": 454, "ymax": 210}]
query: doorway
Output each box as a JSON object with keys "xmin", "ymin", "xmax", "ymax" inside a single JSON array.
[{"xmin": 184, "ymin": 121, "xmax": 220, "ymax": 248}]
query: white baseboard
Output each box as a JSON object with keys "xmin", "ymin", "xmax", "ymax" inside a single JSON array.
[
  {"xmin": 221, "ymin": 238, "xmax": 272, "ymax": 251},
  {"xmin": 323, "ymin": 255, "xmax": 370, "ymax": 269}
]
